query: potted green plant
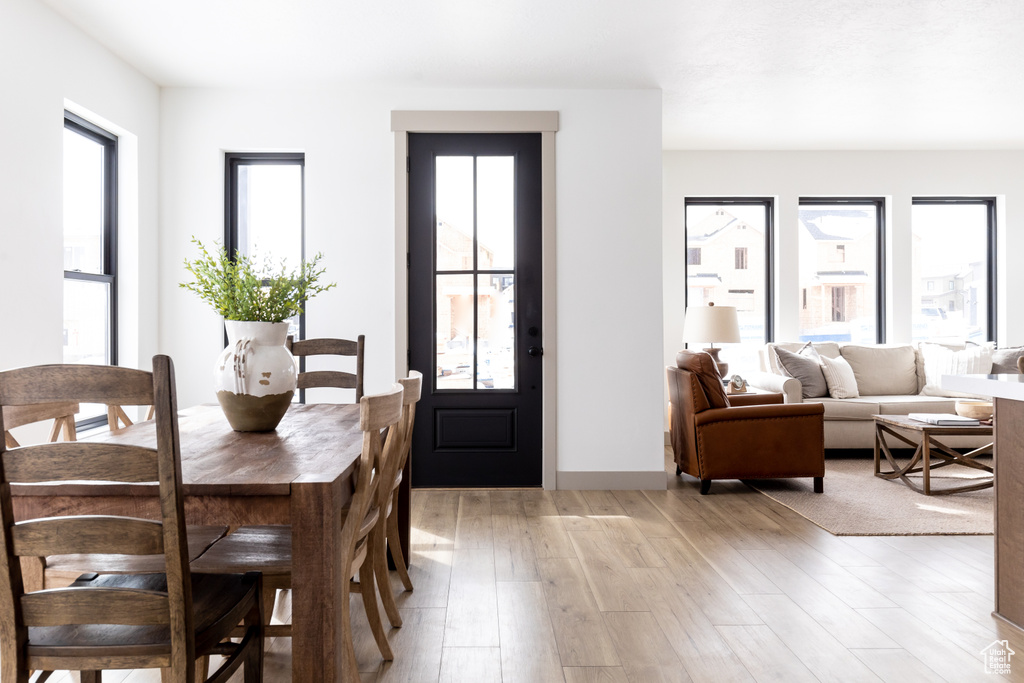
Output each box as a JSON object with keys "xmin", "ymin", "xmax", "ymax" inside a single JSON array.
[{"xmin": 181, "ymin": 238, "xmax": 335, "ymax": 431}]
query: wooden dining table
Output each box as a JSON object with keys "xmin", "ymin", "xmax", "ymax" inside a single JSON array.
[{"xmin": 10, "ymin": 403, "xmax": 408, "ymax": 683}]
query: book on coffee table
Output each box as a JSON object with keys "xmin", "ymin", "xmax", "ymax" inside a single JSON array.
[{"xmin": 907, "ymin": 413, "xmax": 981, "ymax": 426}]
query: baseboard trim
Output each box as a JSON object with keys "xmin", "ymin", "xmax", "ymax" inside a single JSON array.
[{"xmin": 556, "ymin": 470, "xmax": 667, "ymax": 490}]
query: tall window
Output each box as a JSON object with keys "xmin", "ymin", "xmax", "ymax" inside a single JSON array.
[
  {"xmin": 911, "ymin": 198, "xmax": 995, "ymax": 343},
  {"xmin": 63, "ymin": 112, "xmax": 117, "ymax": 428},
  {"xmin": 685, "ymin": 198, "xmax": 774, "ymax": 374},
  {"xmin": 798, "ymin": 198, "xmax": 885, "ymax": 343},
  {"xmin": 225, "ymin": 153, "xmax": 305, "ymax": 339}
]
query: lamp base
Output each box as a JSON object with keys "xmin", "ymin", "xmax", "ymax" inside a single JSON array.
[{"xmin": 702, "ymin": 348, "xmax": 728, "ymax": 379}]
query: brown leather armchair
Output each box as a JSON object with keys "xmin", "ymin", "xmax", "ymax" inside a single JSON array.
[{"xmin": 668, "ymin": 350, "xmax": 825, "ymax": 495}]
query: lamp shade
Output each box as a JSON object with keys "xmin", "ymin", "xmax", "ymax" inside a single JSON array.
[{"xmin": 682, "ymin": 304, "xmax": 741, "ymax": 345}]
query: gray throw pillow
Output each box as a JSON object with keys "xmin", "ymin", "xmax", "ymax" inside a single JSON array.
[
  {"xmin": 992, "ymin": 346, "xmax": 1024, "ymax": 374},
  {"xmin": 775, "ymin": 344, "xmax": 828, "ymax": 398}
]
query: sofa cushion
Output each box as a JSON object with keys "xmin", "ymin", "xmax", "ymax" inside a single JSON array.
[
  {"xmin": 840, "ymin": 345, "xmax": 918, "ymax": 396},
  {"xmin": 820, "ymin": 354, "xmax": 860, "ymax": 399},
  {"xmin": 993, "ymin": 346, "xmax": 1024, "ymax": 374},
  {"xmin": 775, "ymin": 344, "xmax": 828, "ymax": 399},
  {"xmin": 875, "ymin": 395, "xmax": 958, "ymax": 415},
  {"xmin": 919, "ymin": 342, "xmax": 993, "ymax": 397},
  {"xmin": 817, "ymin": 397, "xmax": 879, "ymax": 420}
]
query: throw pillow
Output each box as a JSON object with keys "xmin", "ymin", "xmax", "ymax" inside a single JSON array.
[
  {"xmin": 820, "ymin": 354, "xmax": 860, "ymax": 399},
  {"xmin": 919, "ymin": 342, "xmax": 994, "ymax": 397},
  {"xmin": 992, "ymin": 346, "xmax": 1024, "ymax": 374},
  {"xmin": 775, "ymin": 344, "xmax": 828, "ymax": 399}
]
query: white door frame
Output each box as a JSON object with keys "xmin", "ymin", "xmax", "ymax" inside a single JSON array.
[{"xmin": 391, "ymin": 111, "xmax": 559, "ymax": 489}]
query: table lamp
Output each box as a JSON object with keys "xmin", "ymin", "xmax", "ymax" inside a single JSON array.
[{"xmin": 682, "ymin": 302, "xmax": 741, "ymax": 378}]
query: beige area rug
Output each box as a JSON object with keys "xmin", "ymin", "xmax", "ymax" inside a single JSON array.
[{"xmin": 745, "ymin": 457, "xmax": 994, "ymax": 536}]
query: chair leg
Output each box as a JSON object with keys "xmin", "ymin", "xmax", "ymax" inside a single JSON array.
[
  {"xmin": 387, "ymin": 498, "xmax": 413, "ymax": 592},
  {"xmin": 676, "ymin": 465, "xmax": 682, "ymax": 476},
  {"xmin": 699, "ymin": 479, "xmax": 711, "ymax": 495},
  {"xmin": 814, "ymin": 476, "xmax": 824, "ymax": 494},
  {"xmin": 79, "ymin": 673, "xmax": 101, "ymax": 683},
  {"xmin": 373, "ymin": 517, "xmax": 403, "ymax": 628},
  {"xmin": 357, "ymin": 555, "xmax": 394, "ymax": 661},
  {"xmin": 243, "ymin": 583, "xmax": 264, "ymax": 683}
]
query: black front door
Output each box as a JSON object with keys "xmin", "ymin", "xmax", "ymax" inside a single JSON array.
[{"xmin": 408, "ymin": 133, "xmax": 543, "ymax": 487}]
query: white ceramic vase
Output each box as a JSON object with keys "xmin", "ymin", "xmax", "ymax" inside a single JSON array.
[{"xmin": 214, "ymin": 320, "xmax": 297, "ymax": 432}]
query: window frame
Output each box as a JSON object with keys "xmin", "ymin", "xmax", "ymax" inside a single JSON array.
[
  {"xmin": 684, "ymin": 197, "xmax": 775, "ymax": 342},
  {"xmin": 224, "ymin": 152, "xmax": 307, "ymax": 397},
  {"xmin": 798, "ymin": 197, "xmax": 886, "ymax": 343},
  {"xmin": 911, "ymin": 196, "xmax": 997, "ymax": 342},
  {"xmin": 63, "ymin": 111, "xmax": 118, "ymax": 431}
]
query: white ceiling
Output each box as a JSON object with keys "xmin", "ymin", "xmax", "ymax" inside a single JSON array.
[{"xmin": 40, "ymin": 0, "xmax": 1024, "ymax": 149}]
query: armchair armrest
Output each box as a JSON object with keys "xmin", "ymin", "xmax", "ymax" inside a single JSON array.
[
  {"xmin": 727, "ymin": 392, "xmax": 783, "ymax": 407},
  {"xmin": 745, "ymin": 371, "xmax": 803, "ymax": 404}
]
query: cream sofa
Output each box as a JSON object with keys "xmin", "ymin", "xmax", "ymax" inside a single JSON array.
[{"xmin": 745, "ymin": 341, "xmax": 1002, "ymax": 450}]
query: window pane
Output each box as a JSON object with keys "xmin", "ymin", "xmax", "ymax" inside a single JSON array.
[
  {"xmin": 63, "ymin": 127, "xmax": 105, "ymax": 274},
  {"xmin": 798, "ymin": 203, "xmax": 878, "ymax": 343},
  {"xmin": 685, "ymin": 203, "xmax": 768, "ymax": 375},
  {"xmin": 436, "ymin": 156, "xmax": 474, "ymax": 271},
  {"xmin": 477, "ymin": 274, "xmax": 515, "ymax": 389},
  {"xmin": 911, "ymin": 203, "xmax": 990, "ymax": 343},
  {"xmin": 63, "ymin": 279, "xmax": 110, "ymax": 423},
  {"xmin": 237, "ymin": 164, "xmax": 303, "ymax": 268},
  {"xmin": 476, "ymin": 156, "xmax": 515, "ymax": 270},
  {"xmin": 436, "ymin": 274, "xmax": 475, "ymax": 389}
]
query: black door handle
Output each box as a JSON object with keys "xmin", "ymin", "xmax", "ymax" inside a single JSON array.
[{"xmin": 527, "ymin": 346, "xmax": 543, "ymax": 357}]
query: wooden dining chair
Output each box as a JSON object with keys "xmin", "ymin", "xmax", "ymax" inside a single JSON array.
[
  {"xmin": 287, "ymin": 334, "xmax": 365, "ymax": 402},
  {"xmin": 0, "ymin": 357, "xmax": 264, "ymax": 683},
  {"xmin": 2, "ymin": 401, "xmax": 78, "ymax": 449},
  {"xmin": 192, "ymin": 383, "xmax": 405, "ymax": 677},
  {"xmin": 379, "ymin": 370, "xmax": 421, "ymax": 618}
]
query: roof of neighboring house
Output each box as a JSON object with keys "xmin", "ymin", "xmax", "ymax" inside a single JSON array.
[
  {"xmin": 688, "ymin": 209, "xmax": 762, "ymax": 244},
  {"xmin": 799, "ymin": 209, "xmax": 873, "ymax": 241}
]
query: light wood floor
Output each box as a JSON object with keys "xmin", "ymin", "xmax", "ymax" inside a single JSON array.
[{"xmin": 42, "ymin": 451, "xmax": 1024, "ymax": 682}]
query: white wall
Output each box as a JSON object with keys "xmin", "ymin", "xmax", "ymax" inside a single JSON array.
[
  {"xmin": 160, "ymin": 88, "xmax": 665, "ymax": 482},
  {"xmin": 0, "ymin": 0, "xmax": 160, "ymax": 435},
  {"xmin": 664, "ymin": 151, "xmax": 1024, "ymax": 378}
]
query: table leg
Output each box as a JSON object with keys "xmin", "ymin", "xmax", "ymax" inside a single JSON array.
[
  {"xmin": 923, "ymin": 435, "xmax": 931, "ymax": 495},
  {"xmin": 292, "ymin": 478, "xmax": 347, "ymax": 682}
]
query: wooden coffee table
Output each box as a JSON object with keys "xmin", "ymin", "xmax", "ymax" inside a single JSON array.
[{"xmin": 873, "ymin": 414, "xmax": 993, "ymax": 495}]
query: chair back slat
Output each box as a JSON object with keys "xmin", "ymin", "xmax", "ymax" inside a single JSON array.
[
  {"xmin": 0, "ymin": 365, "xmax": 154, "ymax": 407},
  {"xmin": 21, "ymin": 587, "xmax": 170, "ymax": 626},
  {"xmin": 288, "ymin": 334, "xmax": 365, "ymax": 402},
  {"xmin": 13, "ymin": 516, "xmax": 164, "ymax": 557},
  {"xmin": 2, "ymin": 402, "xmax": 79, "ymax": 431},
  {"xmin": 394, "ymin": 371, "xmax": 422, "ymax": 489},
  {"xmin": 360, "ymin": 386, "xmax": 403, "ymax": 433},
  {"xmin": 297, "ymin": 371, "xmax": 357, "ymax": 391},
  {"xmin": 3, "ymin": 443, "xmax": 159, "ymax": 483},
  {"xmin": 289, "ymin": 338, "xmax": 360, "ymax": 357}
]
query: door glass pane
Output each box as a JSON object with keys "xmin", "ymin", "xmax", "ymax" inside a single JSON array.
[
  {"xmin": 63, "ymin": 127, "xmax": 104, "ymax": 274},
  {"xmin": 237, "ymin": 164, "xmax": 303, "ymax": 268},
  {"xmin": 476, "ymin": 156, "xmax": 515, "ymax": 270},
  {"xmin": 63, "ymin": 279, "xmax": 110, "ymax": 421},
  {"xmin": 436, "ymin": 156, "xmax": 474, "ymax": 271},
  {"xmin": 436, "ymin": 274, "xmax": 475, "ymax": 389},
  {"xmin": 477, "ymin": 274, "xmax": 515, "ymax": 389},
  {"xmin": 798, "ymin": 203, "xmax": 878, "ymax": 343},
  {"xmin": 911, "ymin": 203, "xmax": 990, "ymax": 343},
  {"xmin": 685, "ymin": 203, "xmax": 767, "ymax": 375}
]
